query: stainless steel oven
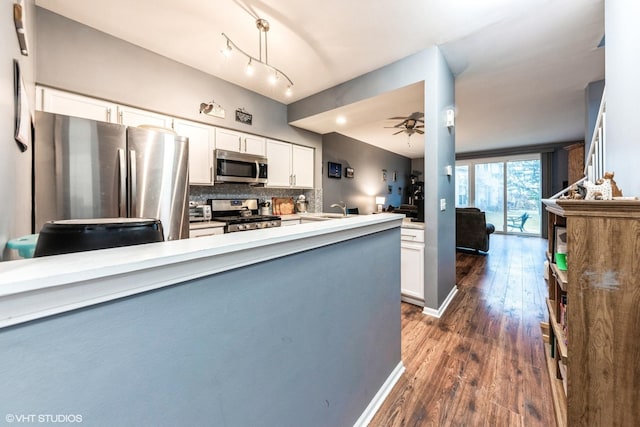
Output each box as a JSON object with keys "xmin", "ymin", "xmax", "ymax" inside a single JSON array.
[
  {"xmin": 214, "ymin": 149, "xmax": 268, "ymax": 184},
  {"xmin": 208, "ymin": 199, "xmax": 281, "ymax": 233}
]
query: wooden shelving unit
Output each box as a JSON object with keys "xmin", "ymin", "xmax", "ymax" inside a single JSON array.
[{"xmin": 543, "ymin": 199, "xmax": 640, "ymax": 426}]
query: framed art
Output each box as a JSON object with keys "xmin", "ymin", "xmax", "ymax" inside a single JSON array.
[
  {"xmin": 345, "ymin": 167, "xmax": 354, "ymax": 178},
  {"xmin": 328, "ymin": 161, "xmax": 342, "ymax": 178}
]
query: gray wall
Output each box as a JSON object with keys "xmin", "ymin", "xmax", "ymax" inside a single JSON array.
[
  {"xmin": 0, "ymin": 229, "xmax": 401, "ymax": 427},
  {"xmin": 0, "ymin": 0, "xmax": 36, "ymax": 260},
  {"xmin": 422, "ymin": 48, "xmax": 456, "ymax": 309},
  {"xmin": 289, "ymin": 47, "xmax": 456, "ymax": 311},
  {"xmin": 605, "ymin": 0, "xmax": 640, "ymax": 196},
  {"xmin": 34, "ymin": 8, "xmax": 323, "ymax": 193},
  {"xmin": 322, "ymin": 133, "xmax": 411, "ymax": 214}
]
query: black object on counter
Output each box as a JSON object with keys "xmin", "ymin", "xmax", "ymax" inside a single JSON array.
[{"xmin": 34, "ymin": 218, "xmax": 164, "ymax": 257}]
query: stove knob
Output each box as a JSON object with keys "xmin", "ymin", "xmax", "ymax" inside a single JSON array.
[
  {"xmin": 256, "ymin": 223, "xmax": 264, "ymax": 228},
  {"xmin": 237, "ymin": 224, "xmax": 245, "ymax": 231}
]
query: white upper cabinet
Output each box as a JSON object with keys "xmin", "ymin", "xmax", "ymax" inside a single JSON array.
[
  {"xmin": 37, "ymin": 86, "xmax": 118, "ymax": 123},
  {"xmin": 266, "ymin": 139, "xmax": 293, "ymax": 187},
  {"xmin": 215, "ymin": 128, "xmax": 265, "ymax": 156},
  {"xmin": 266, "ymin": 139, "xmax": 314, "ymax": 188},
  {"xmin": 291, "ymin": 145, "xmax": 314, "ymax": 188},
  {"xmin": 243, "ymin": 134, "xmax": 267, "ymax": 156},
  {"xmin": 117, "ymin": 105, "xmax": 173, "ymax": 129},
  {"xmin": 174, "ymin": 119, "xmax": 215, "ymax": 185}
]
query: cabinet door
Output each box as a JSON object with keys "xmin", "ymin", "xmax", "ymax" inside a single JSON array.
[
  {"xmin": 291, "ymin": 145, "xmax": 314, "ymax": 188},
  {"xmin": 243, "ymin": 135, "xmax": 266, "ymax": 156},
  {"xmin": 401, "ymin": 241, "xmax": 424, "ymax": 302},
  {"xmin": 215, "ymin": 128, "xmax": 241, "ymax": 152},
  {"xmin": 118, "ymin": 105, "xmax": 173, "ymax": 128},
  {"xmin": 174, "ymin": 119, "xmax": 215, "ymax": 185},
  {"xmin": 37, "ymin": 86, "xmax": 118, "ymax": 123},
  {"xmin": 266, "ymin": 139, "xmax": 293, "ymax": 187}
]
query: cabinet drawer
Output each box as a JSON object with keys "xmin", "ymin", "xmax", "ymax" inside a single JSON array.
[
  {"xmin": 400, "ymin": 228, "xmax": 424, "ymax": 243},
  {"xmin": 189, "ymin": 227, "xmax": 224, "ymax": 238}
]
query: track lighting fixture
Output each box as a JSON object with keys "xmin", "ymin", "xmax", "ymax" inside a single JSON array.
[{"xmin": 221, "ymin": 17, "xmax": 294, "ymax": 97}]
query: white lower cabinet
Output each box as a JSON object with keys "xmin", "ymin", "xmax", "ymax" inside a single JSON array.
[
  {"xmin": 189, "ymin": 226, "xmax": 224, "ymax": 238},
  {"xmin": 174, "ymin": 119, "xmax": 215, "ymax": 185},
  {"xmin": 281, "ymin": 219, "xmax": 301, "ymax": 226},
  {"xmin": 400, "ymin": 228, "xmax": 424, "ymax": 305}
]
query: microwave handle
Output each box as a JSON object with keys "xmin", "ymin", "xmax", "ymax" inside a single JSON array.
[{"xmin": 255, "ymin": 160, "xmax": 260, "ymax": 182}]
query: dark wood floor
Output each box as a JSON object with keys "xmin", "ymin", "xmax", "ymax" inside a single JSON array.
[{"xmin": 370, "ymin": 234, "xmax": 554, "ymax": 426}]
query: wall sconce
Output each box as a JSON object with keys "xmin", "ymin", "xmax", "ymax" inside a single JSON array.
[
  {"xmin": 199, "ymin": 100, "xmax": 225, "ymax": 119},
  {"xmin": 375, "ymin": 196, "xmax": 386, "ymax": 213},
  {"xmin": 446, "ymin": 109, "xmax": 455, "ymax": 128}
]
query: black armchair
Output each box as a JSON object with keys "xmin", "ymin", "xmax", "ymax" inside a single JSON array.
[{"xmin": 456, "ymin": 208, "xmax": 495, "ymax": 252}]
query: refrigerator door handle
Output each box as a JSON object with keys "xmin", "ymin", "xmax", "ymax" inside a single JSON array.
[
  {"xmin": 118, "ymin": 149, "xmax": 126, "ymax": 217},
  {"xmin": 129, "ymin": 150, "xmax": 137, "ymax": 216}
]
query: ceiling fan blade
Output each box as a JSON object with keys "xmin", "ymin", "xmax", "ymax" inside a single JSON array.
[
  {"xmin": 416, "ymin": 129, "xmax": 425, "ymax": 134},
  {"xmin": 387, "ymin": 116, "xmax": 408, "ymax": 120},
  {"xmin": 393, "ymin": 130, "xmax": 403, "ymax": 135},
  {"xmin": 416, "ymin": 125, "xmax": 425, "ymax": 129},
  {"xmin": 408, "ymin": 112, "xmax": 424, "ymax": 120}
]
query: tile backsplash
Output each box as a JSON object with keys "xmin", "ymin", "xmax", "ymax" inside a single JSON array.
[{"xmin": 190, "ymin": 185, "xmax": 322, "ymax": 213}]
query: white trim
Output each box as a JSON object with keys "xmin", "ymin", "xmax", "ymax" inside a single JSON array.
[
  {"xmin": 353, "ymin": 361, "xmax": 405, "ymax": 427},
  {"xmin": 0, "ymin": 215, "xmax": 404, "ymax": 329},
  {"xmin": 401, "ymin": 294, "xmax": 424, "ymax": 307},
  {"xmin": 422, "ymin": 286, "xmax": 458, "ymax": 318}
]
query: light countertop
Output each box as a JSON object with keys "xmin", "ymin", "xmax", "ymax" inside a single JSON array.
[{"xmin": 0, "ymin": 213, "xmax": 404, "ymax": 328}]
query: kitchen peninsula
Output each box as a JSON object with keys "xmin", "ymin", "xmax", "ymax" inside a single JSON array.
[{"xmin": 0, "ymin": 214, "xmax": 404, "ymax": 427}]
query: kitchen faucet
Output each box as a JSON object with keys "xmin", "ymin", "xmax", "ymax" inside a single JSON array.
[{"xmin": 330, "ymin": 201, "xmax": 347, "ymax": 216}]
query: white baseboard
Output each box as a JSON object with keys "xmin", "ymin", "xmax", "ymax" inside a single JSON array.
[
  {"xmin": 401, "ymin": 293, "xmax": 424, "ymax": 307},
  {"xmin": 353, "ymin": 361, "xmax": 405, "ymax": 427},
  {"xmin": 422, "ymin": 286, "xmax": 458, "ymax": 318}
]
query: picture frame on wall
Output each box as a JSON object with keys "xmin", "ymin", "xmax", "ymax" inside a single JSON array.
[
  {"xmin": 328, "ymin": 161, "xmax": 342, "ymax": 179},
  {"xmin": 345, "ymin": 167, "xmax": 354, "ymax": 178}
]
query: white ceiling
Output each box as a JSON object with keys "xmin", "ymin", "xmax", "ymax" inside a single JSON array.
[{"xmin": 36, "ymin": 0, "xmax": 605, "ymax": 158}]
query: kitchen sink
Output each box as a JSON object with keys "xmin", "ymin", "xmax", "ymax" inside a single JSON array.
[{"xmin": 300, "ymin": 213, "xmax": 353, "ymax": 222}]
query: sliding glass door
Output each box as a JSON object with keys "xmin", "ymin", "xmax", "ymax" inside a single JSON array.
[
  {"xmin": 475, "ymin": 162, "xmax": 505, "ymax": 232},
  {"xmin": 455, "ymin": 154, "xmax": 541, "ymax": 235}
]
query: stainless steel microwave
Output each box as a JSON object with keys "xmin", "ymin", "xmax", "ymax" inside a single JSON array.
[{"xmin": 214, "ymin": 149, "xmax": 268, "ymax": 184}]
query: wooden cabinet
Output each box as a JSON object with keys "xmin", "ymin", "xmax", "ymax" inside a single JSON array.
[
  {"xmin": 544, "ymin": 200, "xmax": 640, "ymax": 427},
  {"xmin": 400, "ymin": 227, "xmax": 424, "ymax": 305},
  {"xmin": 215, "ymin": 128, "xmax": 265, "ymax": 156},
  {"xmin": 266, "ymin": 139, "xmax": 314, "ymax": 188},
  {"xmin": 174, "ymin": 119, "xmax": 215, "ymax": 185},
  {"xmin": 564, "ymin": 142, "xmax": 585, "ymax": 184},
  {"xmin": 36, "ymin": 86, "xmax": 118, "ymax": 123}
]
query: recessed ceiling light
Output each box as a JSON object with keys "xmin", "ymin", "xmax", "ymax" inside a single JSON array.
[{"xmin": 336, "ymin": 116, "xmax": 347, "ymax": 125}]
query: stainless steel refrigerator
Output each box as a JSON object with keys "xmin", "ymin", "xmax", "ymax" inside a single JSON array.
[{"xmin": 34, "ymin": 111, "xmax": 189, "ymax": 240}]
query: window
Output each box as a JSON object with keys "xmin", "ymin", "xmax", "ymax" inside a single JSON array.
[{"xmin": 456, "ymin": 154, "xmax": 541, "ymax": 235}]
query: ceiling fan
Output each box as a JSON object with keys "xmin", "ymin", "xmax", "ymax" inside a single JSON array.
[{"xmin": 385, "ymin": 112, "xmax": 424, "ymax": 136}]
